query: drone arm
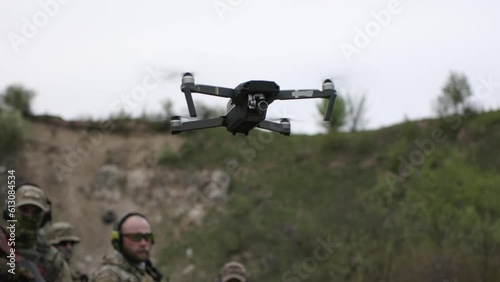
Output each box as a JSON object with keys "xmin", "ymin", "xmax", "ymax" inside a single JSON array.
[
  {"xmin": 258, "ymin": 120, "xmax": 291, "ymax": 136},
  {"xmin": 181, "ymin": 87, "xmax": 197, "ymax": 117},
  {"xmin": 276, "ymin": 89, "xmax": 338, "ymax": 121},
  {"xmin": 276, "ymin": 90, "xmax": 332, "ymax": 100},
  {"xmin": 323, "ymin": 92, "xmax": 337, "ymax": 121},
  {"xmin": 186, "ymin": 84, "xmax": 235, "ymax": 98},
  {"xmin": 170, "ymin": 117, "xmax": 225, "ymax": 135}
]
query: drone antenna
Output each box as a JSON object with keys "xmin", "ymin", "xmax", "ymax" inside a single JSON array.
[
  {"xmin": 181, "ymin": 73, "xmax": 197, "ymax": 117},
  {"xmin": 322, "ymin": 79, "xmax": 337, "ymax": 121}
]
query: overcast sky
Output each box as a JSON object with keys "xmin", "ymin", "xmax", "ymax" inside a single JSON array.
[{"xmin": 1, "ymin": 0, "xmax": 499, "ymax": 134}]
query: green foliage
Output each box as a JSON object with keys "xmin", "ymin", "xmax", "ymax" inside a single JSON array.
[
  {"xmin": 345, "ymin": 92, "xmax": 369, "ymax": 132},
  {"xmin": 161, "ymin": 99, "xmax": 174, "ymax": 119},
  {"xmin": 1, "ymin": 84, "xmax": 36, "ymax": 117},
  {"xmin": 318, "ymin": 95, "xmax": 347, "ymax": 132},
  {"xmin": 196, "ymin": 102, "xmax": 225, "ymax": 119},
  {"xmin": 401, "ymin": 117, "xmax": 422, "ymax": 140},
  {"xmin": 157, "ymin": 111, "xmax": 500, "ymax": 282},
  {"xmin": 158, "ymin": 148, "xmax": 181, "ymax": 165},
  {"xmin": 0, "ymin": 110, "xmax": 29, "ymax": 156},
  {"xmin": 435, "ymin": 71, "xmax": 477, "ymax": 117},
  {"xmin": 318, "ymin": 92, "xmax": 369, "ymax": 133}
]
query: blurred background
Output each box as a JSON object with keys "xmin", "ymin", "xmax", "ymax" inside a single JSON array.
[{"xmin": 1, "ymin": 1, "xmax": 500, "ymax": 281}]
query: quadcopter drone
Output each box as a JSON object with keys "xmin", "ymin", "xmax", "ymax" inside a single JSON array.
[{"xmin": 170, "ymin": 73, "xmax": 338, "ymax": 136}]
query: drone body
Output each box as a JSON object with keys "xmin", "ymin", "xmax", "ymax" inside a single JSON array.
[{"xmin": 170, "ymin": 73, "xmax": 337, "ymax": 136}]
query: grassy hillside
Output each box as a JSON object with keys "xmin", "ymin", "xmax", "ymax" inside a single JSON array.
[{"xmin": 158, "ymin": 111, "xmax": 500, "ymax": 282}]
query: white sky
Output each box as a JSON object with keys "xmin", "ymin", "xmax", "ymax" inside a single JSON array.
[{"xmin": 1, "ymin": 0, "xmax": 499, "ymax": 134}]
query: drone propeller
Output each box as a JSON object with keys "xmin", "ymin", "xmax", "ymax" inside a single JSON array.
[{"xmin": 159, "ymin": 67, "xmax": 199, "ymax": 82}]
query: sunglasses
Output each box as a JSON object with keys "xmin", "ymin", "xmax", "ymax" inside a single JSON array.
[
  {"xmin": 122, "ymin": 233, "xmax": 154, "ymax": 242},
  {"xmin": 59, "ymin": 240, "xmax": 77, "ymax": 247}
]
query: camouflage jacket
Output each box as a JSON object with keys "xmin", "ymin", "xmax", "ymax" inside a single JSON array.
[
  {"xmin": 91, "ymin": 253, "xmax": 162, "ymax": 282},
  {"xmin": 72, "ymin": 268, "xmax": 89, "ymax": 282},
  {"xmin": 1, "ymin": 225, "xmax": 46, "ymax": 281},
  {"xmin": 17, "ymin": 234, "xmax": 73, "ymax": 282}
]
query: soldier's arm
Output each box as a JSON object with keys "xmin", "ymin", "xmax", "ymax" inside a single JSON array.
[{"xmin": 55, "ymin": 257, "xmax": 73, "ymax": 282}]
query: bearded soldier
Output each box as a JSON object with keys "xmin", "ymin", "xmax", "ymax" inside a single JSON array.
[{"xmin": 91, "ymin": 212, "xmax": 163, "ymax": 282}]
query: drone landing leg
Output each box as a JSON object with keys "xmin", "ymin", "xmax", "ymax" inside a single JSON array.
[
  {"xmin": 257, "ymin": 120, "xmax": 291, "ymax": 136},
  {"xmin": 171, "ymin": 117, "xmax": 225, "ymax": 135}
]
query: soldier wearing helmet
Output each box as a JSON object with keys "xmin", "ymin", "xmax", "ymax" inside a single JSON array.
[
  {"xmin": 219, "ymin": 261, "xmax": 249, "ymax": 282},
  {"xmin": 2, "ymin": 183, "xmax": 72, "ymax": 282},
  {"xmin": 45, "ymin": 222, "xmax": 88, "ymax": 281}
]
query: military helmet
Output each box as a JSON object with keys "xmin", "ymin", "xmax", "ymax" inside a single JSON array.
[
  {"xmin": 220, "ymin": 261, "xmax": 247, "ymax": 282},
  {"xmin": 3, "ymin": 183, "xmax": 52, "ymax": 226},
  {"xmin": 46, "ymin": 221, "xmax": 81, "ymax": 245},
  {"xmin": 16, "ymin": 183, "xmax": 51, "ymax": 212}
]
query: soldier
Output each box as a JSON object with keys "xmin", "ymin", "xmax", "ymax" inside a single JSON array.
[
  {"xmin": 91, "ymin": 212, "xmax": 163, "ymax": 282},
  {"xmin": 45, "ymin": 222, "xmax": 88, "ymax": 281},
  {"xmin": 1, "ymin": 225, "xmax": 45, "ymax": 281},
  {"xmin": 218, "ymin": 261, "xmax": 249, "ymax": 282},
  {"xmin": 2, "ymin": 183, "xmax": 72, "ymax": 282}
]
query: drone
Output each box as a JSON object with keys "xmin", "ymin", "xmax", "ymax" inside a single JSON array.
[{"xmin": 170, "ymin": 73, "xmax": 338, "ymax": 136}]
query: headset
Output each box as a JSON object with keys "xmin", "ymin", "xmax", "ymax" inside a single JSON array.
[
  {"xmin": 2, "ymin": 182, "xmax": 52, "ymax": 227},
  {"xmin": 110, "ymin": 212, "xmax": 154, "ymax": 251},
  {"xmin": 111, "ymin": 212, "xmax": 162, "ymax": 281}
]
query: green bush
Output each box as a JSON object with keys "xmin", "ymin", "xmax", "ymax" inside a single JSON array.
[
  {"xmin": 0, "ymin": 110, "xmax": 29, "ymax": 156},
  {"xmin": 158, "ymin": 148, "xmax": 181, "ymax": 165},
  {"xmin": 1, "ymin": 85, "xmax": 36, "ymax": 117}
]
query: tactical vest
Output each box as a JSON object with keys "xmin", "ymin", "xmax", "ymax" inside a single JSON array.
[{"xmin": 91, "ymin": 253, "xmax": 162, "ymax": 282}]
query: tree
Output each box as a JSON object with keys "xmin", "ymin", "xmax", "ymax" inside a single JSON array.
[
  {"xmin": 345, "ymin": 92, "xmax": 369, "ymax": 132},
  {"xmin": 317, "ymin": 92, "xmax": 369, "ymax": 132},
  {"xmin": 0, "ymin": 110, "xmax": 28, "ymax": 156},
  {"xmin": 161, "ymin": 98, "xmax": 174, "ymax": 119},
  {"xmin": 435, "ymin": 71, "xmax": 476, "ymax": 116},
  {"xmin": 317, "ymin": 95, "xmax": 347, "ymax": 132},
  {"xmin": 1, "ymin": 85, "xmax": 36, "ymax": 117}
]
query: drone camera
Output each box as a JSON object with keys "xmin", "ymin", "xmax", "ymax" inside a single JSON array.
[
  {"xmin": 248, "ymin": 94, "xmax": 267, "ymax": 111},
  {"xmin": 257, "ymin": 100, "xmax": 268, "ymax": 112}
]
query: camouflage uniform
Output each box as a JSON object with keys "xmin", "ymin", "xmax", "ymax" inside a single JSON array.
[
  {"xmin": 91, "ymin": 252, "xmax": 158, "ymax": 282},
  {"xmin": 0, "ymin": 225, "xmax": 45, "ymax": 281},
  {"xmin": 12, "ymin": 184, "xmax": 73, "ymax": 282},
  {"xmin": 220, "ymin": 261, "xmax": 248, "ymax": 282},
  {"xmin": 17, "ymin": 237, "xmax": 72, "ymax": 282},
  {"xmin": 46, "ymin": 222, "xmax": 88, "ymax": 282}
]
